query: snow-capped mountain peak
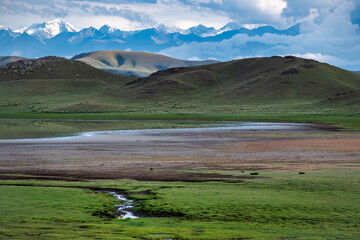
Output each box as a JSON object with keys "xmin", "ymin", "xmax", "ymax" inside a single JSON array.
[
  {"xmin": 99, "ymin": 24, "xmax": 117, "ymax": 34},
  {"xmin": 16, "ymin": 19, "xmax": 78, "ymax": 40},
  {"xmin": 219, "ymin": 22, "xmax": 242, "ymax": 32},
  {"xmin": 0, "ymin": 25, "xmax": 10, "ymax": 31},
  {"xmin": 98, "ymin": 24, "xmax": 134, "ymax": 38},
  {"xmin": 183, "ymin": 24, "xmax": 217, "ymax": 37},
  {"xmin": 155, "ymin": 24, "xmax": 182, "ymax": 33}
]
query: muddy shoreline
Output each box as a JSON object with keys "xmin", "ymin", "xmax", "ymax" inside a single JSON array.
[{"xmin": 0, "ymin": 122, "xmax": 359, "ymax": 182}]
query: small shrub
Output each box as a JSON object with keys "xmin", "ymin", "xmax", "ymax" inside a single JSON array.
[
  {"xmin": 250, "ymin": 172, "xmax": 259, "ymax": 175},
  {"xmin": 299, "ymin": 172, "xmax": 305, "ymax": 175}
]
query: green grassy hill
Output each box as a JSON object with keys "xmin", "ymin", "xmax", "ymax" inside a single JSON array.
[
  {"xmin": 0, "ymin": 56, "xmax": 135, "ymax": 112},
  {"xmin": 123, "ymin": 56, "xmax": 359, "ymax": 101},
  {"xmin": 0, "ymin": 55, "xmax": 359, "ymax": 129},
  {"xmin": 0, "ymin": 56, "xmax": 28, "ymax": 66},
  {"xmin": 71, "ymin": 50, "xmax": 219, "ymax": 77},
  {"xmin": 118, "ymin": 56, "xmax": 360, "ymax": 113}
]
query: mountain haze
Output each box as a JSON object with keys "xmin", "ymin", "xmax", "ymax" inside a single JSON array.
[
  {"xmin": 71, "ymin": 50, "xmax": 219, "ymax": 77},
  {"xmin": 0, "ymin": 56, "xmax": 27, "ymax": 66}
]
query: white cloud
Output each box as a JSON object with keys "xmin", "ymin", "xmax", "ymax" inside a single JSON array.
[
  {"xmin": 292, "ymin": 53, "xmax": 346, "ymax": 65},
  {"xmin": 59, "ymin": 0, "xmax": 230, "ymax": 30},
  {"xmin": 188, "ymin": 56, "xmax": 200, "ymax": 61},
  {"xmin": 241, "ymin": 24, "xmax": 267, "ymax": 29},
  {"xmin": 160, "ymin": 1, "xmax": 360, "ymax": 70},
  {"xmin": 291, "ymin": 53, "xmax": 360, "ymax": 70},
  {"xmin": 253, "ymin": 0, "xmax": 287, "ymax": 18},
  {"xmin": 1, "ymin": 0, "xmax": 359, "ymax": 31}
]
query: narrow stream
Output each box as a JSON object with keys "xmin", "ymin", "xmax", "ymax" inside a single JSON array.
[{"xmin": 104, "ymin": 191, "xmax": 139, "ymax": 219}]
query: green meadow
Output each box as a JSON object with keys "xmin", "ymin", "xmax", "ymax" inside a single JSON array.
[
  {"xmin": 0, "ymin": 169, "xmax": 359, "ymax": 239},
  {"xmin": 1, "ymin": 112, "xmax": 360, "ymax": 131}
]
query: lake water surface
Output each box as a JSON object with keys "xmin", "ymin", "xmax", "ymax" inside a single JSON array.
[{"xmin": 0, "ymin": 120, "xmax": 313, "ymax": 142}]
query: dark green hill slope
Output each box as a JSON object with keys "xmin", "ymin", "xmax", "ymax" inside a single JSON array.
[
  {"xmin": 71, "ymin": 50, "xmax": 219, "ymax": 77},
  {"xmin": 0, "ymin": 56, "xmax": 135, "ymax": 112},
  {"xmin": 0, "ymin": 56, "xmax": 359, "ymax": 118},
  {"xmin": 121, "ymin": 56, "xmax": 360, "ymax": 106}
]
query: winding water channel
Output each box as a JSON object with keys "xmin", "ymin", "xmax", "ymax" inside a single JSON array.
[{"xmin": 104, "ymin": 191, "xmax": 139, "ymax": 219}]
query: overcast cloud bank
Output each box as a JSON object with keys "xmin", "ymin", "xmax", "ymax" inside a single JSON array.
[
  {"xmin": 0, "ymin": 0, "xmax": 359, "ymax": 70},
  {"xmin": 159, "ymin": 1, "xmax": 360, "ymax": 70}
]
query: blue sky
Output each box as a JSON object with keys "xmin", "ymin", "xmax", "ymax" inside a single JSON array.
[{"xmin": 0, "ymin": 0, "xmax": 360, "ymax": 70}]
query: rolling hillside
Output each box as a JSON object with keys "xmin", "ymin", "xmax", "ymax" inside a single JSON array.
[
  {"xmin": 0, "ymin": 56, "xmax": 135, "ymax": 112},
  {"xmin": 118, "ymin": 56, "xmax": 360, "ymax": 113},
  {"xmin": 71, "ymin": 50, "xmax": 218, "ymax": 77},
  {"xmin": 0, "ymin": 55, "xmax": 359, "ymax": 116}
]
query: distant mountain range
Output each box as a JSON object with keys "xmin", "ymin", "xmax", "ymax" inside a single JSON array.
[
  {"xmin": 0, "ymin": 19, "xmax": 300, "ymax": 59},
  {"xmin": 14, "ymin": 19, "xmax": 78, "ymax": 40},
  {"xmin": 71, "ymin": 50, "xmax": 218, "ymax": 77}
]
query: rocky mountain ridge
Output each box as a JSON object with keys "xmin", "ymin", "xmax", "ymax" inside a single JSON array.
[{"xmin": 0, "ymin": 19, "xmax": 300, "ymax": 59}]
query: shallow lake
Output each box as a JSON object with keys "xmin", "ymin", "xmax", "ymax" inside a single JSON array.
[{"xmin": 0, "ymin": 119, "xmax": 314, "ymax": 141}]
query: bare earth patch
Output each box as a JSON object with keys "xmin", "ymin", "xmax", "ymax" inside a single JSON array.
[
  {"xmin": 0, "ymin": 124, "xmax": 359, "ymax": 181},
  {"xmin": 229, "ymin": 138, "xmax": 360, "ymax": 151}
]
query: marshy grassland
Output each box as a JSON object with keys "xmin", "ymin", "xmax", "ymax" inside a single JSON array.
[
  {"xmin": 0, "ymin": 121, "xmax": 359, "ymax": 239},
  {"xmin": 0, "ymin": 169, "xmax": 359, "ymax": 239}
]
